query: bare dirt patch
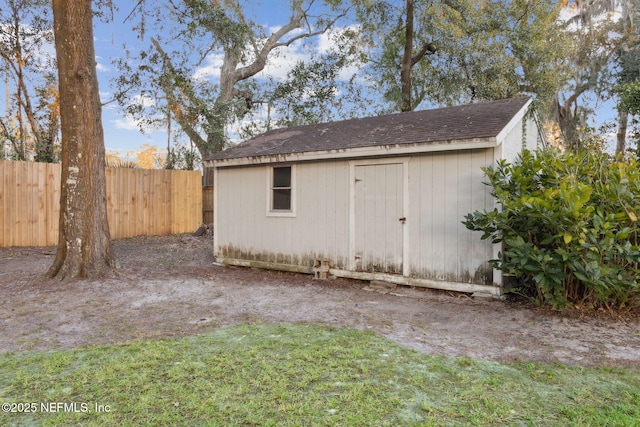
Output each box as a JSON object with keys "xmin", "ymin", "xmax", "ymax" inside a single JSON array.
[{"xmin": 1, "ymin": 234, "xmax": 638, "ymax": 368}]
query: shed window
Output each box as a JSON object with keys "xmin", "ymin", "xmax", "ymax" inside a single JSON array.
[{"xmin": 271, "ymin": 166, "xmax": 292, "ymax": 211}]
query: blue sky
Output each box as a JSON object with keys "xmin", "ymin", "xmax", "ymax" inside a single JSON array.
[
  {"xmin": 93, "ymin": 15, "xmax": 154, "ymax": 158},
  {"xmin": 93, "ymin": 5, "xmax": 196, "ymax": 159}
]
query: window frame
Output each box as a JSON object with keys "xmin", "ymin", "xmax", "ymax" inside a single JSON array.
[{"xmin": 266, "ymin": 164, "xmax": 296, "ymax": 217}]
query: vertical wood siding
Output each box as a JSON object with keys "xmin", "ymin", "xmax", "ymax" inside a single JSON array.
[
  {"xmin": 408, "ymin": 149, "xmax": 495, "ymax": 284},
  {"xmin": 354, "ymin": 163, "xmax": 403, "ymax": 274},
  {"xmin": 0, "ymin": 160, "xmax": 202, "ymax": 247},
  {"xmin": 215, "ymin": 149, "xmax": 496, "ymax": 285},
  {"xmin": 215, "ymin": 161, "xmax": 350, "ymax": 268},
  {"xmin": 499, "ymin": 116, "xmax": 539, "ymax": 164}
]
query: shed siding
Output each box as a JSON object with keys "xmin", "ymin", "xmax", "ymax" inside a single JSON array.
[
  {"xmin": 500, "ymin": 116, "xmax": 539, "ymax": 164},
  {"xmin": 216, "ymin": 149, "xmax": 497, "ymax": 287},
  {"xmin": 215, "ymin": 160, "xmax": 350, "ymax": 268},
  {"xmin": 408, "ymin": 148, "xmax": 495, "ymax": 285}
]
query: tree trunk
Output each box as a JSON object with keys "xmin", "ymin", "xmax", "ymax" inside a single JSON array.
[
  {"xmin": 616, "ymin": 108, "xmax": 628, "ymax": 156},
  {"xmin": 400, "ymin": 0, "xmax": 414, "ymax": 113},
  {"xmin": 48, "ymin": 0, "xmax": 114, "ymax": 279},
  {"xmin": 554, "ymin": 98, "xmax": 582, "ymax": 152}
]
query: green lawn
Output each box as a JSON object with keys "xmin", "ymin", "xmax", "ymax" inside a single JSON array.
[{"xmin": 1, "ymin": 323, "xmax": 638, "ymax": 426}]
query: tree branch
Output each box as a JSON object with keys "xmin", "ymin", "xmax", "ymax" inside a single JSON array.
[
  {"xmin": 123, "ymin": 0, "xmax": 146, "ymax": 23},
  {"xmin": 411, "ymin": 41, "xmax": 436, "ymax": 66},
  {"xmin": 150, "ymin": 37, "xmax": 208, "ymax": 151},
  {"xmin": 230, "ymin": 5, "xmax": 349, "ymax": 84}
]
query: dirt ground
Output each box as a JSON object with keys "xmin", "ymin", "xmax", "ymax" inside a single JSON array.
[{"xmin": 1, "ymin": 234, "xmax": 639, "ymax": 368}]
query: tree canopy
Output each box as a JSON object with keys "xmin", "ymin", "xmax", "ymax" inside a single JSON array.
[
  {"xmin": 102, "ymin": 0, "xmax": 640, "ymax": 158},
  {"xmin": 354, "ymin": 0, "xmax": 568, "ymax": 113},
  {"xmin": 114, "ymin": 0, "xmax": 351, "ymax": 160}
]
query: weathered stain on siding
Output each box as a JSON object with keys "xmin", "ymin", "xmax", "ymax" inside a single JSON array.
[
  {"xmin": 409, "ymin": 263, "xmax": 493, "ymax": 285},
  {"xmin": 355, "ymin": 258, "xmax": 403, "ymax": 275},
  {"xmin": 215, "ymin": 160, "xmax": 351, "ymax": 269},
  {"xmin": 218, "ymin": 245, "xmax": 348, "ymax": 270}
]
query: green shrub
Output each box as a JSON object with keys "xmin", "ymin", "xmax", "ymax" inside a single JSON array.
[{"xmin": 463, "ymin": 149, "xmax": 640, "ymax": 310}]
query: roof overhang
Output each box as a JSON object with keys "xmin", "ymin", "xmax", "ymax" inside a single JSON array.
[
  {"xmin": 209, "ymin": 136, "xmax": 498, "ymax": 168},
  {"xmin": 495, "ymin": 98, "xmax": 532, "ymax": 142}
]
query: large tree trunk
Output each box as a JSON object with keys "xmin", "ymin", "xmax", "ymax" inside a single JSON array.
[
  {"xmin": 400, "ymin": 0, "xmax": 414, "ymax": 113},
  {"xmin": 48, "ymin": 0, "xmax": 114, "ymax": 279},
  {"xmin": 554, "ymin": 98, "xmax": 582, "ymax": 152}
]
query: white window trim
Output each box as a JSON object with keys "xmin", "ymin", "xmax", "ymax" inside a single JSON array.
[{"xmin": 266, "ymin": 164, "xmax": 296, "ymax": 217}]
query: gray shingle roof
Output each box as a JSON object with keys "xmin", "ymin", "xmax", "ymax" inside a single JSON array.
[{"xmin": 209, "ymin": 97, "xmax": 531, "ymax": 160}]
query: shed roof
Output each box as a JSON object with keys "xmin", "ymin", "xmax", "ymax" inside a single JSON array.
[{"xmin": 209, "ymin": 96, "xmax": 531, "ymax": 162}]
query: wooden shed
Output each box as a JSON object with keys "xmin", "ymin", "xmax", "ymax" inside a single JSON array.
[{"xmin": 206, "ymin": 97, "xmax": 543, "ymax": 295}]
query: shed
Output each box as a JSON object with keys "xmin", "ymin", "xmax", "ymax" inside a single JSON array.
[{"xmin": 206, "ymin": 97, "xmax": 543, "ymax": 295}]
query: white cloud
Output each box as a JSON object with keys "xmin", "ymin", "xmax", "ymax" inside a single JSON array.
[
  {"xmin": 100, "ymin": 91, "xmax": 119, "ymax": 109},
  {"xmin": 112, "ymin": 101, "xmax": 163, "ymax": 133},
  {"xmin": 258, "ymin": 44, "xmax": 309, "ymax": 82},
  {"xmin": 112, "ymin": 116, "xmax": 140, "ymax": 131},
  {"xmin": 96, "ymin": 62, "xmax": 109, "ymax": 73},
  {"xmin": 112, "ymin": 114, "xmax": 166, "ymax": 134},
  {"xmin": 0, "ymin": 23, "xmax": 55, "ymax": 69},
  {"xmin": 107, "ymin": 93, "xmax": 158, "ymax": 130},
  {"xmin": 258, "ymin": 25, "xmax": 362, "ymax": 83},
  {"xmin": 131, "ymin": 94, "xmax": 157, "ymax": 108},
  {"xmin": 317, "ymin": 25, "xmax": 358, "ymax": 55},
  {"xmin": 178, "ymin": 24, "xmax": 362, "ymax": 126},
  {"xmin": 192, "ymin": 26, "xmax": 314, "ymax": 83},
  {"xmin": 193, "ymin": 53, "xmax": 224, "ymax": 81}
]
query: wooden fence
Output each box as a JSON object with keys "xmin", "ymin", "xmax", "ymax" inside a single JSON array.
[
  {"xmin": 202, "ymin": 166, "xmax": 214, "ymax": 225},
  {"xmin": 0, "ymin": 160, "xmax": 202, "ymax": 247},
  {"xmin": 203, "ymin": 185, "xmax": 214, "ymax": 225}
]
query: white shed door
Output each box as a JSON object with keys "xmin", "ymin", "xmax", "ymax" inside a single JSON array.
[{"xmin": 353, "ymin": 163, "xmax": 404, "ymax": 274}]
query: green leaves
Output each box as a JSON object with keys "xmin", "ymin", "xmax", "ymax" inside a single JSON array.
[
  {"xmin": 353, "ymin": 0, "xmax": 565, "ymax": 111},
  {"xmin": 617, "ymin": 81, "xmax": 640, "ymax": 116},
  {"xmin": 464, "ymin": 149, "xmax": 640, "ymax": 311}
]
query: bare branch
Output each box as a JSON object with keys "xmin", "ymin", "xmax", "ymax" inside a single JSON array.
[
  {"xmin": 123, "ymin": 0, "xmax": 145, "ymax": 23},
  {"xmin": 150, "ymin": 37, "xmax": 208, "ymax": 150}
]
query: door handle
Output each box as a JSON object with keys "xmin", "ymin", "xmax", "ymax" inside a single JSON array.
[{"xmin": 399, "ymin": 217, "xmax": 406, "ymax": 223}]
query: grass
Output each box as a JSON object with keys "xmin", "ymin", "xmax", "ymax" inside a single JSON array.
[{"xmin": 0, "ymin": 323, "xmax": 638, "ymax": 426}]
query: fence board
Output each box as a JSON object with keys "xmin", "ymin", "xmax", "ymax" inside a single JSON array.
[
  {"xmin": 0, "ymin": 160, "xmax": 202, "ymax": 247},
  {"xmin": 0, "ymin": 161, "xmax": 10, "ymax": 246},
  {"xmin": 203, "ymin": 186, "xmax": 213, "ymax": 225},
  {"xmin": 46, "ymin": 162, "xmax": 60, "ymax": 245},
  {"xmin": 36, "ymin": 162, "xmax": 46, "ymax": 246},
  {"xmin": 14, "ymin": 162, "xmax": 25, "ymax": 246},
  {"xmin": 142, "ymin": 169, "xmax": 150, "ymax": 234}
]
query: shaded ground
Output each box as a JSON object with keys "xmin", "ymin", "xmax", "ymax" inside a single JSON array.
[{"xmin": 1, "ymin": 234, "xmax": 638, "ymax": 368}]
